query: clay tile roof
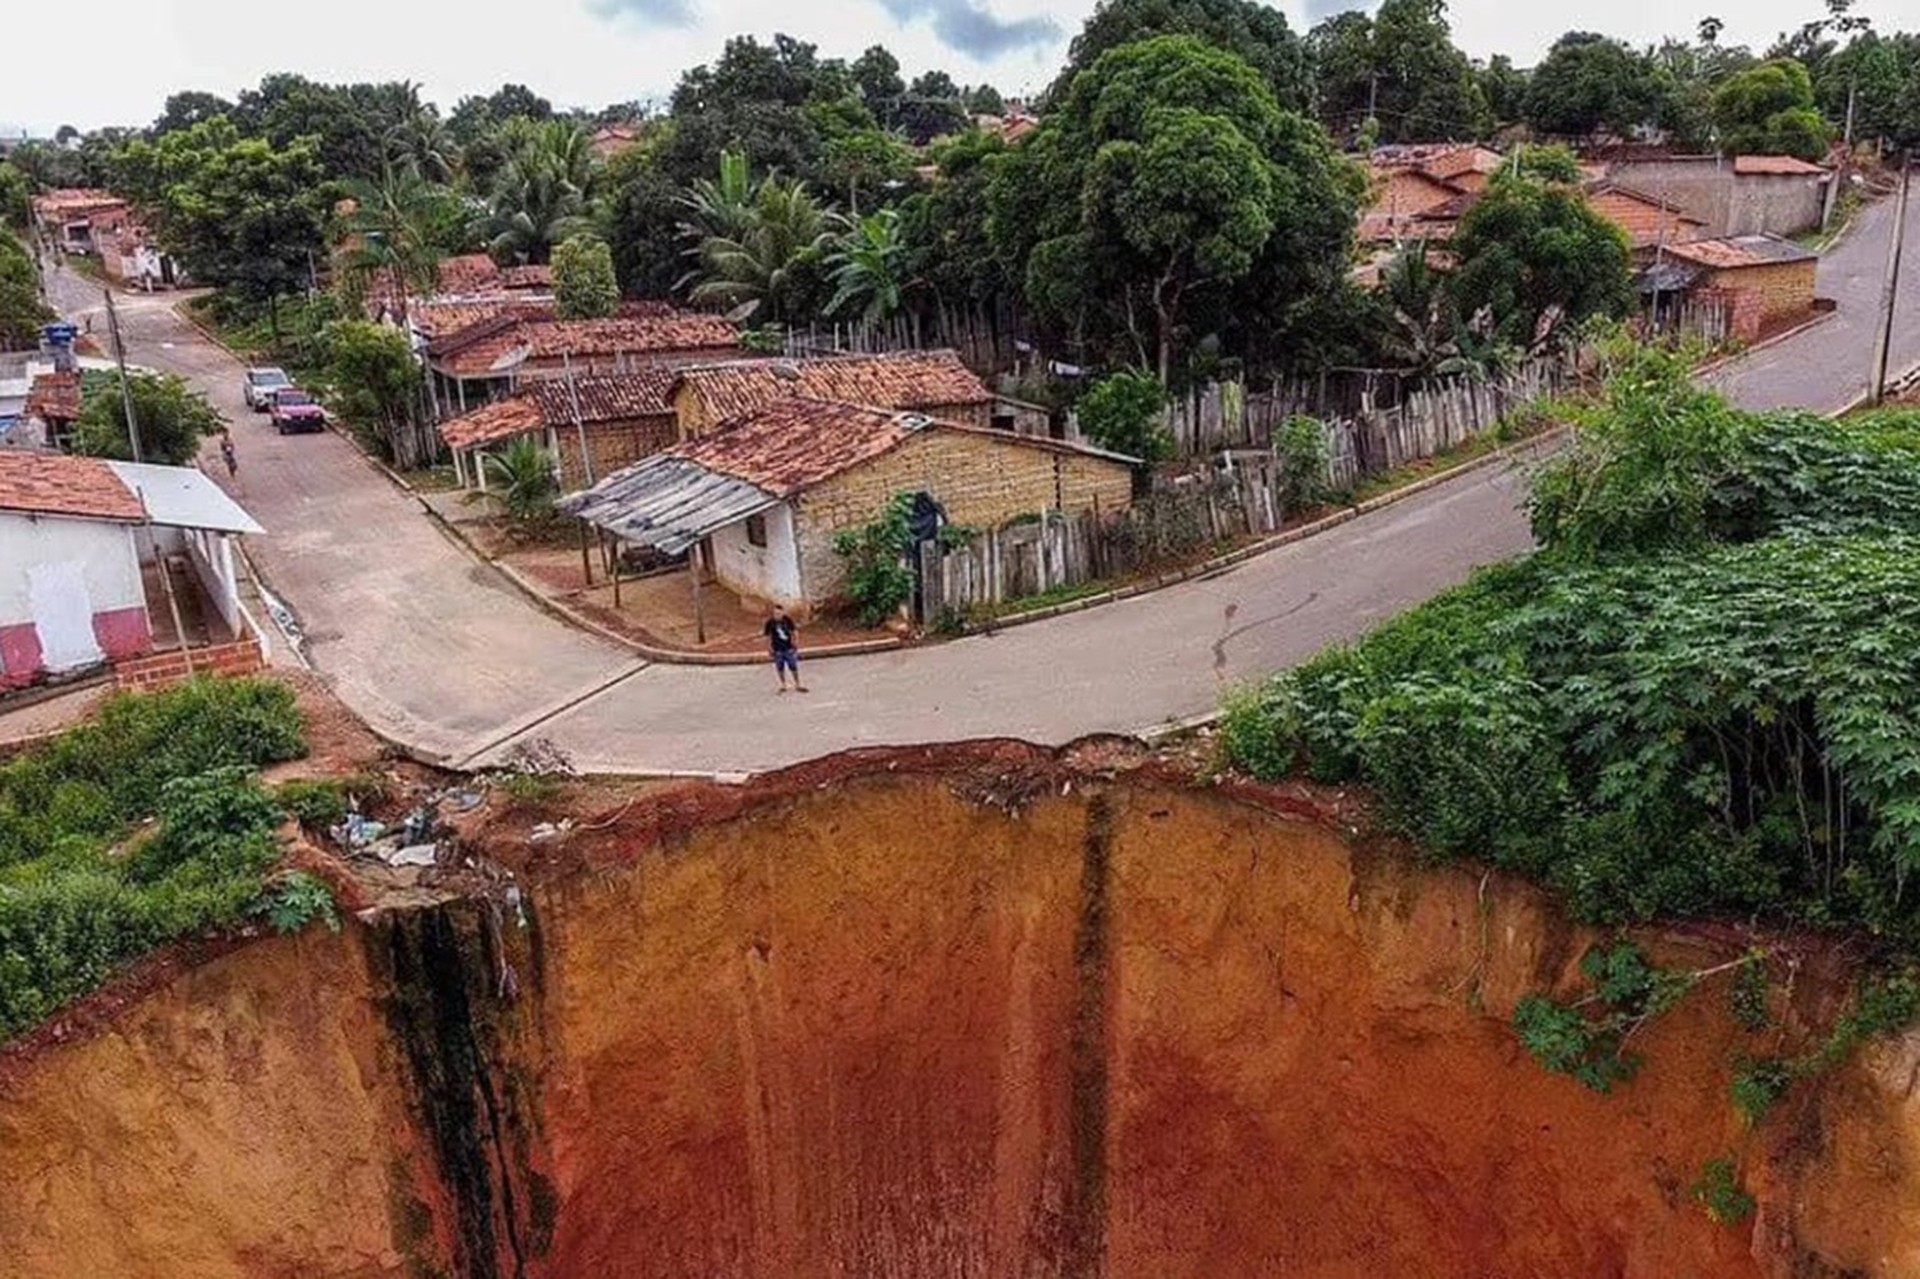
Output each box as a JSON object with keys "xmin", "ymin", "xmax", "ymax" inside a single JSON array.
[
  {"xmin": 528, "ymin": 370, "xmax": 679, "ymax": 423},
  {"xmin": 32, "ymin": 188, "xmax": 125, "ymax": 218},
  {"xmin": 1583, "ymin": 183, "xmax": 1709, "ymax": 249},
  {"xmin": 1734, "ymin": 155, "xmax": 1828, "ymax": 176},
  {"xmin": 1421, "ymin": 146, "xmax": 1504, "ymax": 181},
  {"xmin": 499, "ymin": 264, "xmax": 553, "ymax": 290},
  {"xmin": 411, "ymin": 298, "xmax": 553, "ymax": 343},
  {"xmin": 671, "ymin": 398, "xmax": 927, "ymax": 497},
  {"xmin": 0, "ymin": 451, "xmax": 144, "ymax": 522},
  {"xmin": 520, "ymin": 314, "xmax": 740, "ymax": 358},
  {"xmin": 678, "ymin": 351, "xmax": 991, "ymax": 422},
  {"xmin": 1663, "ymin": 233, "xmax": 1818, "ymax": 270},
  {"xmin": 437, "ymin": 253, "xmax": 504, "ymax": 294},
  {"xmin": 25, "ymin": 371, "xmax": 81, "ymax": 421},
  {"xmin": 438, "ymin": 395, "xmax": 544, "ymax": 450}
]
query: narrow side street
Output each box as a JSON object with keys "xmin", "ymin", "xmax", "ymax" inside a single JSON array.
[{"xmin": 41, "ymin": 187, "xmax": 1920, "ymax": 773}]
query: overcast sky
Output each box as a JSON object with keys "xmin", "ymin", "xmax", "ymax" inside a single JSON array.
[{"xmin": 0, "ymin": 0, "xmax": 1901, "ymax": 136}]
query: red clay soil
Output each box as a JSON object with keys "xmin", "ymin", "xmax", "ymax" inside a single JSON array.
[{"xmin": 5, "ymin": 741, "xmax": 1920, "ymax": 1277}]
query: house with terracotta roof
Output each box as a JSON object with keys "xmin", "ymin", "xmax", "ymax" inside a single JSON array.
[
  {"xmin": 439, "ymin": 368, "xmax": 681, "ymax": 491},
  {"xmin": 1644, "ymin": 233, "xmax": 1821, "ymax": 341},
  {"xmin": 16, "ymin": 371, "xmax": 82, "ymax": 451},
  {"xmin": 672, "ymin": 351, "xmax": 996, "ymax": 438},
  {"xmin": 31, "ymin": 189, "xmax": 130, "ymax": 255},
  {"xmin": 0, "ymin": 453, "xmax": 266, "ymax": 690},
  {"xmin": 1583, "ymin": 183, "xmax": 1710, "ymax": 255},
  {"xmin": 562, "ymin": 397, "xmax": 1135, "ymax": 618},
  {"xmin": 424, "ymin": 312, "xmax": 742, "ymax": 418}
]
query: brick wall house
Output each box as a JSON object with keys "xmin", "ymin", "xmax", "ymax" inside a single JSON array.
[
  {"xmin": 440, "ymin": 370, "xmax": 681, "ymax": 492},
  {"xmin": 1660, "ymin": 234, "xmax": 1820, "ymax": 340},
  {"xmin": 787, "ymin": 420, "xmax": 1134, "ymax": 606},
  {"xmin": 563, "ymin": 397, "xmax": 1136, "ymax": 618}
]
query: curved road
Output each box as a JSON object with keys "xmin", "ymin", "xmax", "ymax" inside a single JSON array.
[{"xmin": 43, "ymin": 196, "xmax": 1920, "ymax": 773}]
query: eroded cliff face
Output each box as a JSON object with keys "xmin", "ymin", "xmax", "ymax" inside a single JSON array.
[{"xmin": 4, "ymin": 751, "xmax": 1919, "ymax": 1278}]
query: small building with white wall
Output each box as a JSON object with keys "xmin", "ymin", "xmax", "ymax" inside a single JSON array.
[{"xmin": 0, "ymin": 452, "xmax": 266, "ymax": 689}]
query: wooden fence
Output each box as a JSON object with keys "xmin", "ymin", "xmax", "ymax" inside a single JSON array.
[
  {"xmin": 914, "ymin": 456, "xmax": 1289, "ymax": 622},
  {"xmin": 1158, "ymin": 357, "xmax": 1572, "ymax": 465},
  {"xmin": 785, "ymin": 300, "xmax": 1034, "ymax": 376}
]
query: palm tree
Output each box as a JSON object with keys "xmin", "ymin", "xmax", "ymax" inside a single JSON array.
[
  {"xmin": 677, "ymin": 150, "xmax": 757, "ymax": 245},
  {"xmin": 687, "ymin": 178, "xmax": 836, "ymax": 324},
  {"xmin": 824, "ymin": 208, "xmax": 909, "ymax": 325},
  {"xmin": 483, "ymin": 436, "xmax": 558, "ymax": 521},
  {"xmin": 385, "ymin": 107, "xmax": 457, "ymax": 184},
  {"xmin": 337, "ymin": 164, "xmax": 452, "ymax": 321},
  {"xmin": 479, "ymin": 121, "xmax": 598, "ymax": 265}
]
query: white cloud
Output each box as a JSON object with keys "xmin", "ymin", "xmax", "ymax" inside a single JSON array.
[{"xmin": 0, "ymin": 0, "xmax": 1867, "ymax": 135}]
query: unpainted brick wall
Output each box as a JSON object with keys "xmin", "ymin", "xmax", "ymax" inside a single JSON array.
[
  {"xmin": 1702, "ymin": 261, "xmax": 1817, "ymax": 333},
  {"xmin": 554, "ymin": 415, "xmax": 677, "ymax": 489},
  {"xmin": 114, "ymin": 638, "xmax": 266, "ymax": 692},
  {"xmin": 790, "ymin": 428, "xmax": 1133, "ymax": 604}
]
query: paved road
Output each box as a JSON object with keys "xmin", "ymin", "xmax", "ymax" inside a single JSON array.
[
  {"xmin": 1709, "ymin": 195, "xmax": 1920, "ymax": 413},
  {"xmin": 46, "ymin": 271, "xmax": 639, "ymax": 763},
  {"xmin": 43, "ymin": 191, "xmax": 1920, "ymax": 774}
]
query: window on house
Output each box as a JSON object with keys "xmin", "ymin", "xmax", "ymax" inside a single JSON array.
[{"xmin": 746, "ymin": 513, "xmax": 768, "ymax": 547}]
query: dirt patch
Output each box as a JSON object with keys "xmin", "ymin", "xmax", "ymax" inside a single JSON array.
[{"xmin": 3, "ymin": 742, "xmax": 1919, "ymax": 1277}]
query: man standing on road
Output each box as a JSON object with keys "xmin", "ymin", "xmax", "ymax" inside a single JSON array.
[
  {"xmin": 218, "ymin": 428, "xmax": 237, "ymax": 479},
  {"xmin": 764, "ymin": 606, "xmax": 807, "ymax": 694}
]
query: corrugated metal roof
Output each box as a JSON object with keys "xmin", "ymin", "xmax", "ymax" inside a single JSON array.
[
  {"xmin": 1664, "ymin": 233, "xmax": 1818, "ymax": 270},
  {"xmin": 107, "ymin": 461, "xmax": 265, "ymax": 534},
  {"xmin": 560, "ymin": 455, "xmax": 777, "ymax": 555}
]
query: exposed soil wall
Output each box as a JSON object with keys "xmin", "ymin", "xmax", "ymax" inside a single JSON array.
[{"xmin": 4, "ymin": 751, "xmax": 1920, "ymax": 1277}]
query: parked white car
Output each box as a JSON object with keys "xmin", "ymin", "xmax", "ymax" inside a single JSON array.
[{"xmin": 243, "ymin": 367, "xmax": 291, "ymax": 411}]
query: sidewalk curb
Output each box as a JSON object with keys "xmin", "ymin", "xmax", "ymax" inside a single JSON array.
[{"xmin": 1693, "ymin": 308, "xmax": 1839, "ymax": 381}]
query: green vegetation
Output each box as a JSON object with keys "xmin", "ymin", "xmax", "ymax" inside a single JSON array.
[
  {"xmin": 1222, "ymin": 349, "xmax": 1920, "ymax": 941},
  {"xmin": 1449, "ymin": 169, "xmax": 1634, "ymax": 353},
  {"xmin": 551, "ymin": 232, "xmax": 619, "ymax": 319},
  {"xmin": 0, "ymin": 680, "xmax": 309, "ymax": 1040},
  {"xmin": 833, "ymin": 492, "xmax": 920, "ymax": 628},
  {"xmin": 1077, "ymin": 370, "xmax": 1172, "ymax": 463},
  {"xmin": 273, "ymin": 778, "xmax": 351, "ymax": 831},
  {"xmin": 1691, "ymin": 1157, "xmax": 1757, "ymax": 1226},
  {"xmin": 320, "ymin": 319, "xmax": 427, "ymax": 465},
  {"xmin": 483, "ymin": 436, "xmax": 560, "ymax": 522},
  {"xmin": 72, "ymin": 369, "xmax": 224, "ymax": 466},
  {"xmin": 260, "ymin": 871, "xmax": 341, "ymax": 935},
  {"xmin": 0, "ymin": 227, "xmax": 53, "ymax": 351},
  {"xmin": 1273, "ymin": 414, "xmax": 1332, "ymax": 513},
  {"xmin": 1222, "ymin": 342, "xmax": 1920, "ymax": 1120}
]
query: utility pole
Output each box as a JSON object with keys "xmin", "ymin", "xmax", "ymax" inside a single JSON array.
[
  {"xmin": 1870, "ymin": 158, "xmax": 1911, "ymax": 407},
  {"xmin": 103, "ymin": 287, "xmax": 143, "ymax": 462}
]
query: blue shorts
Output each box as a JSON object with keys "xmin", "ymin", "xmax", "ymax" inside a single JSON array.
[{"xmin": 773, "ymin": 648, "xmax": 800, "ymax": 674}]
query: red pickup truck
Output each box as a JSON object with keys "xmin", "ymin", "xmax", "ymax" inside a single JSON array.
[{"xmin": 268, "ymin": 388, "xmax": 327, "ymax": 435}]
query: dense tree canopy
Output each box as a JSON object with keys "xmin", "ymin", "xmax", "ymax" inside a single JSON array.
[
  {"xmin": 1308, "ymin": 0, "xmax": 1490, "ymax": 143},
  {"xmin": 1052, "ymin": 0, "xmax": 1311, "ymax": 110},
  {"xmin": 0, "ymin": 230, "xmax": 52, "ymax": 351},
  {"xmin": 1448, "ymin": 169, "xmax": 1633, "ymax": 351},
  {"xmin": 73, "ymin": 372, "xmax": 222, "ymax": 465},
  {"xmin": 995, "ymin": 35, "xmax": 1359, "ymax": 383},
  {"xmin": 1523, "ymin": 33, "xmax": 1668, "ymax": 138},
  {"xmin": 1714, "ymin": 59, "xmax": 1833, "ymax": 159}
]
